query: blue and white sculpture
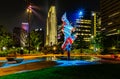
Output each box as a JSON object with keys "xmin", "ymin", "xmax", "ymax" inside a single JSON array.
[{"xmin": 61, "ymin": 12, "xmax": 77, "ymax": 60}]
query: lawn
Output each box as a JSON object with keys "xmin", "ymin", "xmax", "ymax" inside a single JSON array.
[{"xmin": 0, "ymin": 64, "xmax": 120, "ymax": 79}]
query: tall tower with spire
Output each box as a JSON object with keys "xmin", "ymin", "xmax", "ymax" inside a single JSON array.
[{"xmin": 45, "ymin": 0, "xmax": 57, "ymax": 46}]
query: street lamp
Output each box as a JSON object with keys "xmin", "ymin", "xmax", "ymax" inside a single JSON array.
[
  {"xmin": 53, "ymin": 46, "xmax": 57, "ymax": 54},
  {"xmin": 27, "ymin": 5, "xmax": 32, "ymax": 13},
  {"xmin": 78, "ymin": 10, "xmax": 84, "ymax": 18},
  {"xmin": 79, "ymin": 11, "xmax": 83, "ymax": 17},
  {"xmin": 27, "ymin": 5, "xmax": 32, "ymax": 54}
]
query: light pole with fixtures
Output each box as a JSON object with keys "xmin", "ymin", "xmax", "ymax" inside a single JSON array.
[{"xmin": 27, "ymin": 5, "xmax": 32, "ymax": 54}]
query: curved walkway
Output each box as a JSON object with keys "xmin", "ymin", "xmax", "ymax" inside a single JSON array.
[
  {"xmin": 0, "ymin": 61, "xmax": 56, "ymax": 76},
  {"xmin": 1, "ymin": 54, "xmax": 120, "ymax": 76}
]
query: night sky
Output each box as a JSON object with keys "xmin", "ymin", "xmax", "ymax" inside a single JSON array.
[{"xmin": 0, "ymin": 0, "xmax": 100, "ymax": 32}]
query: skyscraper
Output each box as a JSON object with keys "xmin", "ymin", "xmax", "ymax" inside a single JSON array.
[
  {"xmin": 100, "ymin": 0, "xmax": 120, "ymax": 48},
  {"xmin": 100, "ymin": 0, "xmax": 120, "ymax": 36},
  {"xmin": 91, "ymin": 11, "xmax": 101, "ymax": 36},
  {"xmin": 75, "ymin": 10, "xmax": 101, "ymax": 50},
  {"xmin": 21, "ymin": 22, "xmax": 29, "ymax": 47},
  {"xmin": 45, "ymin": 4, "xmax": 57, "ymax": 46}
]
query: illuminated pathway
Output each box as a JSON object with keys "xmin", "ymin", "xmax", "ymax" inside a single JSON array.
[
  {"xmin": 0, "ymin": 54, "xmax": 120, "ymax": 76},
  {"xmin": 54, "ymin": 60, "xmax": 99, "ymax": 67}
]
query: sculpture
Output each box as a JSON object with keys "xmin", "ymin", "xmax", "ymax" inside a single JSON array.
[{"xmin": 61, "ymin": 12, "xmax": 77, "ymax": 60}]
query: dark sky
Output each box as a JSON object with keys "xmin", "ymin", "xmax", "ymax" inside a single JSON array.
[{"xmin": 0, "ymin": 0, "xmax": 100, "ymax": 32}]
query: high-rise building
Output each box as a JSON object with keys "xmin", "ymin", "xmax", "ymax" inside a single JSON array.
[
  {"xmin": 91, "ymin": 11, "xmax": 101, "ymax": 36},
  {"xmin": 13, "ymin": 22, "xmax": 29, "ymax": 47},
  {"xmin": 21, "ymin": 22, "xmax": 29, "ymax": 47},
  {"xmin": 45, "ymin": 4, "xmax": 57, "ymax": 46},
  {"xmin": 75, "ymin": 11, "xmax": 101, "ymax": 49},
  {"xmin": 100, "ymin": 0, "xmax": 120, "ymax": 35},
  {"xmin": 91, "ymin": 11, "xmax": 101, "ymax": 51},
  {"xmin": 100, "ymin": 0, "xmax": 120, "ymax": 48},
  {"xmin": 76, "ymin": 19, "xmax": 92, "ymax": 42},
  {"xmin": 75, "ymin": 18, "xmax": 91, "ymax": 48}
]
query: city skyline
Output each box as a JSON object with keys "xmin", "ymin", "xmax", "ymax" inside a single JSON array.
[{"xmin": 0, "ymin": 0, "xmax": 100, "ymax": 32}]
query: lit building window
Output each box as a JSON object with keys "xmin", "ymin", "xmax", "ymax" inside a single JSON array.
[
  {"xmin": 107, "ymin": 32, "xmax": 118, "ymax": 36},
  {"xmin": 109, "ymin": 12, "xmax": 120, "ymax": 18},
  {"xmin": 101, "ymin": 28, "xmax": 106, "ymax": 31},
  {"xmin": 107, "ymin": 22, "xmax": 113, "ymax": 25},
  {"xmin": 81, "ymin": 33, "xmax": 84, "ymax": 35},
  {"xmin": 108, "ymin": 29, "xmax": 116, "ymax": 33}
]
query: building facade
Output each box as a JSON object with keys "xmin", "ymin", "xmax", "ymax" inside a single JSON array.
[
  {"xmin": 100, "ymin": 0, "xmax": 120, "ymax": 49},
  {"xmin": 45, "ymin": 5, "xmax": 57, "ymax": 46},
  {"xmin": 76, "ymin": 19, "xmax": 92, "ymax": 42},
  {"xmin": 75, "ymin": 11, "xmax": 101, "ymax": 50},
  {"xmin": 21, "ymin": 22, "xmax": 29, "ymax": 47},
  {"xmin": 13, "ymin": 22, "xmax": 29, "ymax": 47}
]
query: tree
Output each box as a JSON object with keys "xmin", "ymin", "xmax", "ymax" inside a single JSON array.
[
  {"xmin": 73, "ymin": 35, "xmax": 86, "ymax": 53},
  {"xmin": 94, "ymin": 33, "xmax": 103, "ymax": 49},
  {"xmin": 0, "ymin": 35, "xmax": 13, "ymax": 49},
  {"xmin": 30, "ymin": 30, "xmax": 42, "ymax": 50},
  {"xmin": 0, "ymin": 25, "xmax": 13, "ymax": 50}
]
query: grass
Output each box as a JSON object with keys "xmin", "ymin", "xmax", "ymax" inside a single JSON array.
[{"xmin": 0, "ymin": 64, "xmax": 120, "ymax": 79}]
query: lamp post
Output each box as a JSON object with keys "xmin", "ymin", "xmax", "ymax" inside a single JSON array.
[
  {"xmin": 91, "ymin": 35, "xmax": 96, "ymax": 52},
  {"xmin": 27, "ymin": 5, "xmax": 32, "ymax": 54},
  {"xmin": 53, "ymin": 46, "xmax": 57, "ymax": 54}
]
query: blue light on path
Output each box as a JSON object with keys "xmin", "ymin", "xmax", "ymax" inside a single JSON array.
[{"xmin": 55, "ymin": 60, "xmax": 99, "ymax": 67}]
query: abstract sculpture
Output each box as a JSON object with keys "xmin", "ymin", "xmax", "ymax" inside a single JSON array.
[{"xmin": 61, "ymin": 12, "xmax": 77, "ymax": 60}]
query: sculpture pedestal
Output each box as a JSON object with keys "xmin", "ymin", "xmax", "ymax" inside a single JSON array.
[{"xmin": 67, "ymin": 50, "xmax": 70, "ymax": 60}]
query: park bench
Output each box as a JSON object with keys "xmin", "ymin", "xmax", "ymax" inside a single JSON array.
[
  {"xmin": 6, "ymin": 52, "xmax": 24, "ymax": 64},
  {"xmin": 6, "ymin": 57, "xmax": 24, "ymax": 64},
  {"xmin": 0, "ymin": 62, "xmax": 6, "ymax": 67}
]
